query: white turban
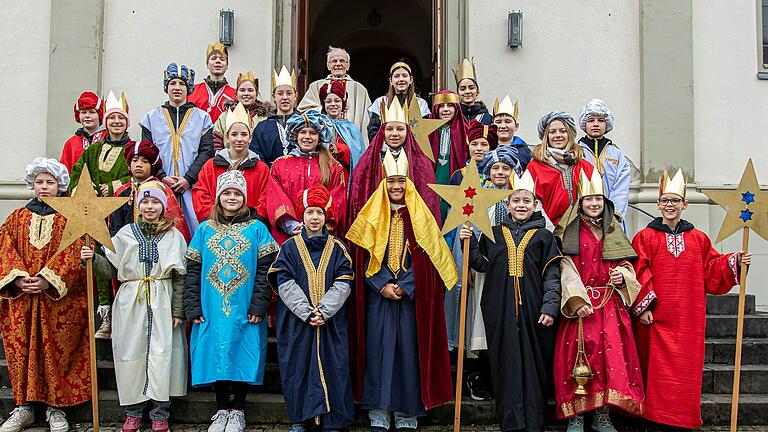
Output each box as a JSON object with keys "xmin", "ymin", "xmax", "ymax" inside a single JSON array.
[
  {"xmin": 578, "ymin": 98, "xmax": 614, "ymax": 133},
  {"xmin": 25, "ymin": 157, "xmax": 70, "ymax": 193}
]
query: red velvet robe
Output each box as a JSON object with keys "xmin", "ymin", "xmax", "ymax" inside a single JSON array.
[
  {"xmin": 191, "ymin": 155, "xmax": 269, "ymax": 223},
  {"xmin": 631, "ymin": 219, "xmax": 738, "ymax": 429},
  {"xmin": 265, "ymin": 153, "xmax": 347, "ymax": 245},
  {"xmin": 527, "ymin": 159, "xmax": 594, "ymax": 225},
  {"xmin": 429, "ymin": 102, "xmax": 469, "ymax": 176},
  {"xmin": 60, "ymin": 129, "xmax": 107, "ymax": 173},
  {"xmin": 112, "ymin": 177, "xmax": 191, "ymax": 242},
  {"xmin": 187, "ymin": 82, "xmax": 236, "ymax": 124}
]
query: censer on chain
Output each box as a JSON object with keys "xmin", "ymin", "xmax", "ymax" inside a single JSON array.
[{"xmin": 572, "ymin": 316, "xmax": 593, "ymax": 395}]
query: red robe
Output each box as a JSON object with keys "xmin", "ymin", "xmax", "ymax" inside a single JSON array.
[
  {"xmin": 265, "ymin": 153, "xmax": 347, "ymax": 245},
  {"xmin": 429, "ymin": 102, "xmax": 469, "ymax": 176},
  {"xmin": 112, "ymin": 178, "xmax": 191, "ymax": 242},
  {"xmin": 0, "ymin": 203, "xmax": 90, "ymax": 407},
  {"xmin": 60, "ymin": 128, "xmax": 107, "ymax": 173},
  {"xmin": 527, "ymin": 159, "xmax": 594, "ymax": 225},
  {"xmin": 187, "ymin": 82, "xmax": 236, "ymax": 124},
  {"xmin": 191, "ymin": 152, "xmax": 269, "ymax": 223},
  {"xmin": 631, "ymin": 219, "xmax": 738, "ymax": 429}
]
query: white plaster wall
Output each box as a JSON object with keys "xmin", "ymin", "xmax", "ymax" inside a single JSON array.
[
  {"xmin": 0, "ymin": 0, "xmax": 52, "ymax": 183},
  {"xmin": 101, "ymin": 0, "xmax": 275, "ymax": 139},
  {"xmin": 467, "ymin": 0, "xmax": 641, "ymax": 165}
]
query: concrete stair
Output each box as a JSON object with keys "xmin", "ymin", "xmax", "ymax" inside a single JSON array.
[{"xmin": 1, "ymin": 293, "xmax": 766, "ymax": 427}]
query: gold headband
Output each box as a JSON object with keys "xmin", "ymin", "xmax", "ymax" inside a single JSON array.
[
  {"xmin": 390, "ymin": 61, "xmax": 412, "ymax": 75},
  {"xmin": 433, "ymin": 93, "xmax": 460, "ymax": 106}
]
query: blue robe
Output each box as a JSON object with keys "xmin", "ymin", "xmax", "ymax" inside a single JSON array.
[
  {"xmin": 249, "ymin": 112, "xmax": 295, "ymax": 166},
  {"xmin": 185, "ymin": 213, "xmax": 279, "ymax": 386},
  {"xmin": 330, "ymin": 118, "xmax": 366, "ymax": 171},
  {"xmin": 269, "ymin": 230, "xmax": 355, "ymax": 428}
]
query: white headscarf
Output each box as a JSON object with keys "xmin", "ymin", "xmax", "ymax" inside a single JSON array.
[
  {"xmin": 578, "ymin": 99, "xmax": 614, "ymax": 133},
  {"xmin": 24, "ymin": 157, "xmax": 70, "ymax": 193}
]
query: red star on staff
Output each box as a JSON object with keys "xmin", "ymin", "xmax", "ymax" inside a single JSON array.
[
  {"xmin": 462, "ymin": 203, "xmax": 475, "ymax": 216},
  {"xmin": 464, "ymin": 187, "xmax": 477, "ymax": 199}
]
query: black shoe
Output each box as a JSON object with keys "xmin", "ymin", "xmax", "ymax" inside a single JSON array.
[{"xmin": 466, "ymin": 373, "xmax": 493, "ymax": 401}]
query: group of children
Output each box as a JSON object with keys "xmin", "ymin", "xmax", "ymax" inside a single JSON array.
[{"xmin": 0, "ymin": 42, "xmax": 753, "ymax": 432}]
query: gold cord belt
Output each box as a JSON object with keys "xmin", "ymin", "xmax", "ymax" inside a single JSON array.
[{"xmin": 125, "ymin": 276, "xmax": 171, "ymax": 307}]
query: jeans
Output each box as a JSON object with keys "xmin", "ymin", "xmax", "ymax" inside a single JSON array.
[
  {"xmin": 125, "ymin": 399, "xmax": 171, "ymax": 420},
  {"xmin": 369, "ymin": 409, "xmax": 418, "ymax": 429}
]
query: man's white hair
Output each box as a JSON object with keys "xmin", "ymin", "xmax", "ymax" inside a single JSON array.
[{"xmin": 326, "ymin": 46, "xmax": 350, "ymax": 63}]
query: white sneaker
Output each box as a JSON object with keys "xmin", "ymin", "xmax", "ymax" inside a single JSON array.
[
  {"xmin": 207, "ymin": 410, "xmax": 229, "ymax": 432},
  {"xmin": 223, "ymin": 410, "xmax": 245, "ymax": 432},
  {"xmin": 0, "ymin": 406, "xmax": 34, "ymax": 432},
  {"xmin": 45, "ymin": 407, "xmax": 68, "ymax": 432},
  {"xmin": 94, "ymin": 305, "xmax": 112, "ymax": 339}
]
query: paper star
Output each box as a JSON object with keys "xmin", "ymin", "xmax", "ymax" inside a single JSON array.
[
  {"xmin": 408, "ymin": 95, "xmax": 448, "ymax": 163},
  {"xmin": 43, "ymin": 166, "xmax": 130, "ymax": 253},
  {"xmin": 700, "ymin": 159, "xmax": 768, "ymax": 243},
  {"xmin": 428, "ymin": 158, "xmax": 513, "ymax": 240}
]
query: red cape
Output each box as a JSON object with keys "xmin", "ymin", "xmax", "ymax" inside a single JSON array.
[
  {"xmin": 187, "ymin": 82, "xmax": 236, "ymax": 123},
  {"xmin": 60, "ymin": 129, "xmax": 107, "ymax": 173},
  {"xmin": 191, "ymin": 156, "xmax": 270, "ymax": 223},
  {"xmin": 429, "ymin": 101, "xmax": 469, "ymax": 175},
  {"xmin": 527, "ymin": 158, "xmax": 594, "ymax": 225}
]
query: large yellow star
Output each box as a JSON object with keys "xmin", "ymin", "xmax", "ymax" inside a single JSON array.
[
  {"xmin": 408, "ymin": 95, "xmax": 447, "ymax": 163},
  {"xmin": 700, "ymin": 159, "xmax": 768, "ymax": 243},
  {"xmin": 43, "ymin": 166, "xmax": 129, "ymax": 253},
  {"xmin": 428, "ymin": 158, "xmax": 512, "ymax": 240}
]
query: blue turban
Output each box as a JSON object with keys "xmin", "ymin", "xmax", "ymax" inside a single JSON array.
[
  {"xmin": 286, "ymin": 110, "xmax": 335, "ymax": 147},
  {"xmin": 537, "ymin": 111, "xmax": 577, "ymax": 140},
  {"xmin": 482, "ymin": 144, "xmax": 521, "ymax": 176},
  {"xmin": 164, "ymin": 63, "xmax": 195, "ymax": 94}
]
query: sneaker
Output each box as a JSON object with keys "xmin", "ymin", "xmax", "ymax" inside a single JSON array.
[
  {"xmin": 288, "ymin": 423, "xmax": 305, "ymax": 432},
  {"xmin": 95, "ymin": 305, "xmax": 112, "ymax": 339},
  {"xmin": 466, "ymin": 373, "xmax": 492, "ymax": 401},
  {"xmin": 208, "ymin": 410, "xmax": 229, "ymax": 432},
  {"xmin": 566, "ymin": 414, "xmax": 584, "ymax": 432},
  {"xmin": 591, "ymin": 408, "xmax": 617, "ymax": 432},
  {"xmin": 121, "ymin": 415, "xmax": 142, "ymax": 432},
  {"xmin": 151, "ymin": 419, "xmax": 169, "ymax": 432},
  {"xmin": 223, "ymin": 410, "xmax": 245, "ymax": 432},
  {"xmin": 45, "ymin": 407, "xmax": 69, "ymax": 432},
  {"xmin": 0, "ymin": 406, "xmax": 35, "ymax": 432}
]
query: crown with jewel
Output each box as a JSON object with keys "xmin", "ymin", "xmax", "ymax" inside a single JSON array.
[
  {"xmin": 659, "ymin": 169, "xmax": 686, "ymax": 198},
  {"xmin": 453, "ymin": 58, "xmax": 477, "ymax": 86},
  {"xmin": 380, "ymin": 97, "xmax": 409, "ymax": 124},
  {"xmin": 272, "ymin": 66, "xmax": 297, "ymax": 90},
  {"xmin": 493, "ymin": 95, "xmax": 519, "ymax": 122},
  {"xmin": 206, "ymin": 42, "xmax": 228, "ymax": 60},
  {"xmin": 578, "ymin": 170, "xmax": 606, "ymax": 199},
  {"xmin": 105, "ymin": 90, "xmax": 129, "ymax": 114},
  {"xmin": 225, "ymin": 102, "xmax": 253, "ymax": 132},
  {"xmin": 511, "ymin": 170, "xmax": 536, "ymax": 196},
  {"xmin": 383, "ymin": 149, "xmax": 409, "ymax": 178},
  {"xmin": 236, "ymin": 71, "xmax": 258, "ymax": 89}
]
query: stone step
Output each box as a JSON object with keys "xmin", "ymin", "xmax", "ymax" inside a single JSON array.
[
  {"xmin": 1, "ymin": 388, "xmax": 766, "ymax": 426},
  {"xmin": 706, "ymin": 314, "xmax": 768, "ymax": 338},
  {"xmin": 706, "ymin": 337, "xmax": 768, "ymax": 365},
  {"xmin": 707, "ymin": 293, "xmax": 757, "ymax": 315},
  {"xmin": 703, "ymin": 364, "xmax": 768, "ymax": 394}
]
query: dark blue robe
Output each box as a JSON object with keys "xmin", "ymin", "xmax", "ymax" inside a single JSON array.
[
  {"xmin": 249, "ymin": 112, "xmax": 295, "ymax": 166},
  {"xmin": 268, "ymin": 230, "xmax": 355, "ymax": 429}
]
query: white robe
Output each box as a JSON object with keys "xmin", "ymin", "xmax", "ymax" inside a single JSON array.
[{"xmin": 106, "ymin": 225, "xmax": 188, "ymax": 405}]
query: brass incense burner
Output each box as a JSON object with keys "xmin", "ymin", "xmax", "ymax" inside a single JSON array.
[{"xmin": 572, "ymin": 317, "xmax": 593, "ymax": 395}]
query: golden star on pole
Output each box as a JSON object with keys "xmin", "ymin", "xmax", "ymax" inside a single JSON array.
[
  {"xmin": 700, "ymin": 159, "xmax": 768, "ymax": 243},
  {"xmin": 428, "ymin": 158, "xmax": 512, "ymax": 240},
  {"xmin": 408, "ymin": 95, "xmax": 448, "ymax": 163},
  {"xmin": 42, "ymin": 165, "xmax": 130, "ymax": 253}
]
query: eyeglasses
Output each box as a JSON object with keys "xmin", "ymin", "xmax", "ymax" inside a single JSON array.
[{"xmin": 659, "ymin": 198, "xmax": 683, "ymax": 206}]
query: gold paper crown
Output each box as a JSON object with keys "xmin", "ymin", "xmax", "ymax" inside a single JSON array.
[
  {"xmin": 493, "ymin": 95, "xmax": 519, "ymax": 122},
  {"xmin": 236, "ymin": 71, "xmax": 258, "ymax": 89},
  {"xmin": 511, "ymin": 170, "xmax": 536, "ymax": 196},
  {"xmin": 225, "ymin": 102, "xmax": 253, "ymax": 132},
  {"xmin": 453, "ymin": 58, "xmax": 477, "ymax": 85},
  {"xmin": 105, "ymin": 90, "xmax": 129, "ymax": 113},
  {"xmin": 380, "ymin": 97, "xmax": 409, "ymax": 124},
  {"xmin": 272, "ymin": 66, "xmax": 297, "ymax": 90},
  {"xmin": 432, "ymin": 92, "xmax": 460, "ymax": 107},
  {"xmin": 206, "ymin": 42, "xmax": 228, "ymax": 59},
  {"xmin": 383, "ymin": 149, "xmax": 409, "ymax": 177},
  {"xmin": 659, "ymin": 169, "xmax": 687, "ymax": 198},
  {"xmin": 578, "ymin": 170, "xmax": 606, "ymax": 199}
]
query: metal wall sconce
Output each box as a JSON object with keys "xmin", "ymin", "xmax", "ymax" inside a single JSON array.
[
  {"xmin": 508, "ymin": 11, "xmax": 523, "ymax": 47},
  {"xmin": 219, "ymin": 9, "xmax": 234, "ymax": 46}
]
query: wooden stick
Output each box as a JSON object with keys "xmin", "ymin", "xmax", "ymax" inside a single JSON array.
[
  {"xmin": 454, "ymin": 234, "xmax": 471, "ymax": 432},
  {"xmin": 730, "ymin": 227, "xmax": 750, "ymax": 432},
  {"xmin": 84, "ymin": 235, "xmax": 100, "ymax": 432}
]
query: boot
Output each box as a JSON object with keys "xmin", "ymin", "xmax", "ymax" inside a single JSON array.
[
  {"xmin": 591, "ymin": 407, "xmax": 618, "ymax": 432},
  {"xmin": 566, "ymin": 414, "xmax": 584, "ymax": 432},
  {"xmin": 95, "ymin": 305, "xmax": 112, "ymax": 339}
]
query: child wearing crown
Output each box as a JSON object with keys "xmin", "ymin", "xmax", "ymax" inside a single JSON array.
[
  {"xmin": 454, "ymin": 58, "xmax": 493, "ymax": 125},
  {"xmin": 553, "ymin": 171, "xmax": 645, "ymax": 432},
  {"xmin": 346, "ymin": 152, "xmax": 457, "ymax": 431},
  {"xmin": 631, "ymin": 170, "xmax": 752, "ymax": 430},
  {"xmin": 492, "ymin": 95, "xmax": 531, "ymax": 169},
  {"xmin": 187, "ymin": 42, "xmax": 236, "ymax": 123},
  {"xmin": 458, "ymin": 170, "xmax": 562, "ymax": 432}
]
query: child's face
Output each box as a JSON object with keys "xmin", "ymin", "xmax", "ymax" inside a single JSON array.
[
  {"xmin": 457, "ymin": 79, "xmax": 479, "ymax": 104},
  {"xmin": 386, "ymin": 176, "xmax": 407, "ymax": 204},
  {"xmin": 384, "ymin": 122, "xmax": 407, "ymax": 149},
  {"xmin": 581, "ymin": 195, "xmax": 605, "ymax": 218},
  {"xmin": 303, "ymin": 207, "xmax": 326, "ymax": 234},
  {"xmin": 106, "ymin": 113, "xmax": 127, "ymax": 137},
  {"xmin": 130, "ymin": 155, "xmax": 152, "ymax": 182},
  {"xmin": 507, "ymin": 190, "xmax": 535, "ymax": 221},
  {"xmin": 273, "ymin": 85, "xmax": 297, "ymax": 114},
  {"xmin": 219, "ymin": 189, "xmax": 245, "ymax": 214},
  {"xmin": 297, "ymin": 127, "xmax": 319, "ymax": 153},
  {"xmin": 79, "ymin": 109, "xmax": 100, "ymax": 130},
  {"xmin": 437, "ymin": 103, "xmax": 456, "ymax": 122},
  {"xmin": 585, "ymin": 116, "xmax": 607, "ymax": 139},
  {"xmin": 490, "ymin": 163, "xmax": 513, "ymax": 188},
  {"xmin": 389, "ymin": 68, "xmax": 412, "ymax": 94},
  {"xmin": 324, "ymin": 93, "xmax": 343, "ymax": 118},
  {"xmin": 138, "ymin": 197, "xmax": 163, "ymax": 222},
  {"xmin": 237, "ymin": 81, "xmax": 257, "ymax": 107},
  {"xmin": 167, "ymin": 79, "xmax": 188, "ymax": 104},
  {"xmin": 493, "ymin": 114, "xmax": 517, "ymax": 142},
  {"xmin": 468, "ymin": 138, "xmax": 490, "ymax": 163},
  {"xmin": 33, "ymin": 173, "xmax": 58, "ymax": 199},
  {"xmin": 657, "ymin": 193, "xmax": 688, "ymax": 222},
  {"xmin": 547, "ymin": 120, "xmax": 569, "ymax": 150},
  {"xmin": 227, "ymin": 122, "xmax": 251, "ymax": 153},
  {"xmin": 207, "ymin": 52, "xmax": 228, "ymax": 77}
]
